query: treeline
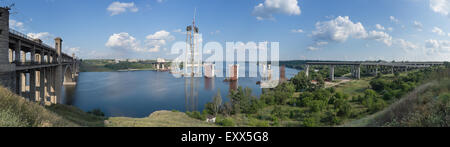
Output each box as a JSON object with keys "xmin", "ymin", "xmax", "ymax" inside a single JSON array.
[{"xmin": 104, "ymin": 62, "xmax": 156, "ymax": 71}]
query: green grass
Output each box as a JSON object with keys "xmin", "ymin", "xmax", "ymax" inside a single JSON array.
[
  {"xmin": 46, "ymin": 105, "xmax": 105, "ymax": 127},
  {"xmin": 0, "ymin": 85, "xmax": 214, "ymax": 127},
  {"xmin": 0, "ymin": 86, "xmax": 78, "ymax": 127},
  {"xmin": 106, "ymin": 110, "xmax": 217, "ymax": 127},
  {"xmin": 334, "ymin": 78, "xmax": 371, "ymax": 99}
]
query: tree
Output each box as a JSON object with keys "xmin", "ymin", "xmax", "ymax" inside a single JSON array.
[
  {"xmin": 228, "ymin": 86, "xmax": 258, "ymax": 114},
  {"xmin": 334, "ymin": 98, "xmax": 352, "ymax": 118},
  {"xmin": 291, "ymin": 71, "xmax": 312, "ymax": 92},
  {"xmin": 315, "ymin": 74, "xmax": 325, "ymax": 89}
]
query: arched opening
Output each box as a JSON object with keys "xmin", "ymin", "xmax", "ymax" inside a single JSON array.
[{"xmin": 63, "ymin": 66, "xmax": 75, "ymax": 85}]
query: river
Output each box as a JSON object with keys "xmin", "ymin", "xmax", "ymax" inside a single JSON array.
[{"xmin": 62, "ymin": 66, "xmax": 300, "ymax": 117}]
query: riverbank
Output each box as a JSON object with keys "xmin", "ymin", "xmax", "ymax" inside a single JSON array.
[
  {"xmin": 0, "ymin": 85, "xmax": 214, "ymax": 127},
  {"xmin": 80, "ymin": 59, "xmax": 161, "ymax": 72}
]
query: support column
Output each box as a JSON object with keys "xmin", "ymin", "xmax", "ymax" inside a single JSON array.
[
  {"xmin": 39, "ymin": 68, "xmax": 45, "ymax": 104},
  {"xmin": 31, "ymin": 45, "xmax": 36, "ymax": 64},
  {"xmin": 50, "ymin": 67, "xmax": 55, "ymax": 103},
  {"xmin": 47, "ymin": 53, "xmax": 51, "ymax": 64},
  {"xmin": 54, "ymin": 37, "xmax": 63, "ymax": 104},
  {"xmin": 329, "ymin": 65, "xmax": 335, "ymax": 81},
  {"xmin": 15, "ymin": 40, "xmax": 21, "ymax": 64},
  {"xmin": 30, "ymin": 69, "xmax": 36, "ymax": 101},
  {"xmin": 15, "ymin": 71, "xmax": 21, "ymax": 94},
  {"xmin": 305, "ymin": 64, "xmax": 310, "ymax": 77},
  {"xmin": 352, "ymin": 65, "xmax": 356, "ymax": 78},
  {"xmin": 391, "ymin": 66, "xmax": 394, "ymax": 74},
  {"xmin": 356, "ymin": 65, "xmax": 361, "ymax": 79},
  {"xmin": 46, "ymin": 68, "xmax": 50, "ymax": 103},
  {"xmin": 375, "ymin": 66, "xmax": 378, "ymax": 76},
  {"xmin": 41, "ymin": 51, "xmax": 45, "ymax": 64}
]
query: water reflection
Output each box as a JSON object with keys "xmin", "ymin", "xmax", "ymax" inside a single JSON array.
[
  {"xmin": 61, "ymin": 67, "xmax": 300, "ymax": 117},
  {"xmin": 204, "ymin": 77, "xmax": 214, "ymax": 91},
  {"xmin": 184, "ymin": 77, "xmax": 199, "ymax": 112}
]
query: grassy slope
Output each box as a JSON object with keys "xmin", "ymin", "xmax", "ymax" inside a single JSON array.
[
  {"xmin": 0, "ymin": 86, "xmax": 78, "ymax": 127},
  {"xmin": 0, "ymin": 86, "xmax": 214, "ymax": 127},
  {"xmin": 342, "ymin": 82, "xmax": 435, "ymax": 127},
  {"xmin": 343, "ymin": 70, "xmax": 450, "ymax": 127},
  {"xmin": 106, "ymin": 110, "xmax": 217, "ymax": 127}
]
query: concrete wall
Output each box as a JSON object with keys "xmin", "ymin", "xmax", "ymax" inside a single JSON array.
[{"xmin": 0, "ymin": 7, "xmax": 15, "ymax": 91}]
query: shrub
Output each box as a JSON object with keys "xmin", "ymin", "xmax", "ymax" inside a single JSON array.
[
  {"xmin": 248, "ymin": 118, "xmax": 270, "ymax": 127},
  {"xmin": 0, "ymin": 109, "xmax": 27, "ymax": 127},
  {"xmin": 307, "ymin": 100, "xmax": 327, "ymax": 112},
  {"xmin": 302, "ymin": 113, "xmax": 320, "ymax": 127},
  {"xmin": 334, "ymin": 98, "xmax": 352, "ymax": 118},
  {"xmin": 186, "ymin": 111, "xmax": 206, "ymax": 120},
  {"xmin": 216, "ymin": 117, "xmax": 235, "ymax": 126}
]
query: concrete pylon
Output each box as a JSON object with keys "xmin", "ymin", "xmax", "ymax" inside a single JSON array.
[
  {"xmin": 329, "ymin": 65, "xmax": 335, "ymax": 81},
  {"xmin": 30, "ymin": 69, "xmax": 36, "ymax": 101},
  {"xmin": 54, "ymin": 38, "xmax": 63, "ymax": 104},
  {"xmin": 40, "ymin": 68, "xmax": 45, "ymax": 104},
  {"xmin": 305, "ymin": 64, "xmax": 310, "ymax": 77}
]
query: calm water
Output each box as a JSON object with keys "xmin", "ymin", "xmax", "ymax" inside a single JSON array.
[{"xmin": 62, "ymin": 67, "xmax": 300, "ymax": 117}]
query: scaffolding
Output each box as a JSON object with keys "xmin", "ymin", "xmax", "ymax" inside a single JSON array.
[{"xmin": 184, "ymin": 9, "xmax": 201, "ymax": 112}]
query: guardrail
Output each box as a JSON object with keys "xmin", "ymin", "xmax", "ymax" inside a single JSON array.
[
  {"xmin": 10, "ymin": 29, "xmax": 76, "ymax": 60},
  {"xmin": 13, "ymin": 61, "xmax": 58, "ymax": 66},
  {"xmin": 9, "ymin": 28, "xmax": 56, "ymax": 51}
]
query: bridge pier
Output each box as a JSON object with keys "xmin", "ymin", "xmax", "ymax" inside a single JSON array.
[
  {"xmin": 329, "ymin": 65, "xmax": 335, "ymax": 81},
  {"xmin": 391, "ymin": 66, "xmax": 394, "ymax": 74},
  {"xmin": 375, "ymin": 66, "xmax": 378, "ymax": 76},
  {"xmin": 39, "ymin": 68, "xmax": 45, "ymax": 104},
  {"xmin": 30, "ymin": 69, "xmax": 36, "ymax": 101},
  {"xmin": 305, "ymin": 64, "xmax": 310, "ymax": 77}
]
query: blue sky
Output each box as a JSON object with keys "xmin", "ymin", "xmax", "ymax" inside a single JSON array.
[{"xmin": 6, "ymin": 0, "xmax": 450, "ymax": 61}]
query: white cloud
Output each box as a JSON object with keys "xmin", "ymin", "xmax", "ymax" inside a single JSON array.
[
  {"xmin": 375, "ymin": 24, "xmax": 385, "ymax": 30},
  {"xmin": 311, "ymin": 16, "xmax": 368, "ymax": 43},
  {"xmin": 291, "ymin": 29, "xmax": 304, "ymax": 33},
  {"xmin": 395, "ymin": 39, "xmax": 419, "ymax": 51},
  {"xmin": 315, "ymin": 41, "xmax": 328, "ymax": 46},
  {"xmin": 413, "ymin": 21, "xmax": 423, "ymax": 31},
  {"xmin": 432, "ymin": 26, "xmax": 446, "ymax": 36},
  {"xmin": 64, "ymin": 46, "xmax": 81, "ymax": 56},
  {"xmin": 390, "ymin": 16, "xmax": 399, "ymax": 23},
  {"xmin": 252, "ymin": 0, "xmax": 301, "ymax": 20},
  {"xmin": 368, "ymin": 30, "xmax": 393, "ymax": 46},
  {"xmin": 307, "ymin": 46, "xmax": 319, "ymax": 51},
  {"xmin": 106, "ymin": 32, "xmax": 143, "ymax": 52},
  {"xmin": 425, "ymin": 39, "xmax": 450, "ymax": 50},
  {"xmin": 27, "ymin": 32, "xmax": 51, "ymax": 40},
  {"xmin": 387, "ymin": 27, "xmax": 394, "ymax": 31},
  {"xmin": 424, "ymin": 39, "xmax": 450, "ymax": 59},
  {"xmin": 107, "ymin": 2, "xmax": 139, "ymax": 16},
  {"xmin": 430, "ymin": 0, "xmax": 450, "ymax": 17},
  {"xmin": 308, "ymin": 16, "xmax": 410, "ymax": 51},
  {"xmin": 156, "ymin": 0, "xmax": 166, "ymax": 3},
  {"xmin": 9, "ymin": 20, "xmax": 24, "ymax": 30},
  {"xmin": 145, "ymin": 30, "xmax": 175, "ymax": 52}
]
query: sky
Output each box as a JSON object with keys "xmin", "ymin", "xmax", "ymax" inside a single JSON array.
[{"xmin": 4, "ymin": 0, "xmax": 450, "ymax": 61}]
